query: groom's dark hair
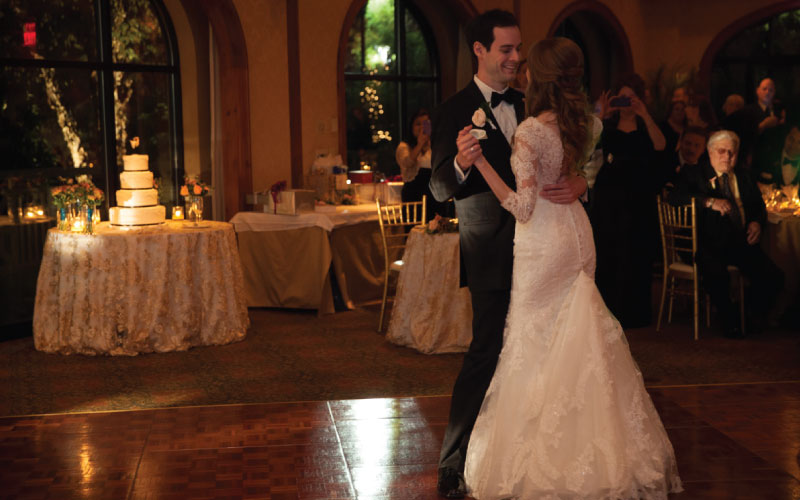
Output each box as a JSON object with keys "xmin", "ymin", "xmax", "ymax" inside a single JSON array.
[{"xmin": 465, "ymin": 9, "xmax": 518, "ymax": 52}]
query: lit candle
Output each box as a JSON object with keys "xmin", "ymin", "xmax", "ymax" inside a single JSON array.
[
  {"xmin": 71, "ymin": 219, "xmax": 84, "ymax": 232},
  {"xmin": 172, "ymin": 206, "xmax": 184, "ymax": 220}
]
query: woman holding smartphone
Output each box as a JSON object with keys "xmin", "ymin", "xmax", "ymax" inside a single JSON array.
[
  {"xmin": 395, "ymin": 108, "xmax": 445, "ymax": 219},
  {"xmin": 591, "ymin": 74, "xmax": 666, "ymax": 329}
]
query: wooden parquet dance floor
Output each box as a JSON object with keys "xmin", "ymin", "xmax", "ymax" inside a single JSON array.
[{"xmin": 0, "ymin": 381, "xmax": 798, "ymax": 499}]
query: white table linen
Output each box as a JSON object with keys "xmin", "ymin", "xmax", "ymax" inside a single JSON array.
[{"xmin": 229, "ymin": 203, "xmax": 378, "ymax": 232}]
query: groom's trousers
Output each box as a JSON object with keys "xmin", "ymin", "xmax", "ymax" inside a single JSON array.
[{"xmin": 439, "ymin": 288, "xmax": 510, "ymax": 472}]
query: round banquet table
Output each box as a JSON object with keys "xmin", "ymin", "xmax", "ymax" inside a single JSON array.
[
  {"xmin": 763, "ymin": 212, "xmax": 800, "ymax": 319},
  {"xmin": 386, "ymin": 226, "xmax": 472, "ymax": 354},
  {"xmin": 33, "ymin": 220, "xmax": 249, "ymax": 355}
]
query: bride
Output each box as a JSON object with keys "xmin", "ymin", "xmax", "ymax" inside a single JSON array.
[{"xmin": 462, "ymin": 37, "xmax": 683, "ymax": 499}]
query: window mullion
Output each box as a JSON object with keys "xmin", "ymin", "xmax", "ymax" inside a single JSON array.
[{"xmin": 97, "ymin": 0, "xmax": 117, "ymax": 209}]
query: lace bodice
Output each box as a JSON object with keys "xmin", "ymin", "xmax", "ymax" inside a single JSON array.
[{"xmin": 500, "ymin": 118, "xmax": 564, "ymax": 223}]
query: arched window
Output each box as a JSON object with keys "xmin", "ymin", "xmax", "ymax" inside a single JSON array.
[
  {"xmin": 0, "ymin": 0, "xmax": 183, "ymax": 212},
  {"xmin": 343, "ymin": 0, "xmax": 439, "ymax": 175},
  {"xmin": 710, "ymin": 8, "xmax": 800, "ymax": 115}
]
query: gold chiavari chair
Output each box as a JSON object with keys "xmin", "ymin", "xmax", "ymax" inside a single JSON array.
[
  {"xmin": 656, "ymin": 195, "xmax": 745, "ymax": 340},
  {"xmin": 375, "ymin": 195, "xmax": 426, "ymax": 332}
]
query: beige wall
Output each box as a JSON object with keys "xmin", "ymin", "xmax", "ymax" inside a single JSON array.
[
  {"xmin": 174, "ymin": 0, "xmax": 791, "ymax": 199},
  {"xmin": 233, "ymin": 0, "xmax": 292, "ymax": 193}
]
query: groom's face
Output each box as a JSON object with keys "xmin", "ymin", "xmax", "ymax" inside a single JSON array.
[{"xmin": 476, "ymin": 26, "xmax": 521, "ymax": 88}]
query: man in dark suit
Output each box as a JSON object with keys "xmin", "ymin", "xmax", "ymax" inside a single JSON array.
[
  {"xmin": 429, "ymin": 10, "xmax": 587, "ymax": 498},
  {"xmin": 670, "ymin": 130, "xmax": 783, "ymax": 338}
]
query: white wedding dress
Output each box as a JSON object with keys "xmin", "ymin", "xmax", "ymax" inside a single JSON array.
[{"xmin": 464, "ymin": 117, "xmax": 682, "ymax": 499}]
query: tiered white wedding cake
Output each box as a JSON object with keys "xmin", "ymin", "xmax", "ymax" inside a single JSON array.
[{"xmin": 109, "ymin": 154, "xmax": 166, "ymax": 226}]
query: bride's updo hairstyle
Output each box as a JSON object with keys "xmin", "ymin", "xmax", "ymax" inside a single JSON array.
[{"xmin": 526, "ymin": 37, "xmax": 590, "ymax": 175}]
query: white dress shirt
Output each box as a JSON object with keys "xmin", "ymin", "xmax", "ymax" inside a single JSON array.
[{"xmin": 455, "ymin": 75, "xmax": 519, "ymax": 183}]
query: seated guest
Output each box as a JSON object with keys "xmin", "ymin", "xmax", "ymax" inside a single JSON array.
[
  {"xmin": 659, "ymin": 99, "xmax": 686, "ymax": 154},
  {"xmin": 722, "ymin": 94, "xmax": 745, "ymax": 117},
  {"xmin": 671, "ymin": 130, "xmax": 783, "ymax": 338},
  {"xmin": 395, "ymin": 108, "xmax": 446, "ymax": 220},
  {"xmin": 663, "ymin": 126, "xmax": 707, "ymax": 191},
  {"xmin": 685, "ymin": 93, "xmax": 716, "ymax": 130},
  {"xmin": 755, "ymin": 123, "xmax": 800, "ymax": 189}
]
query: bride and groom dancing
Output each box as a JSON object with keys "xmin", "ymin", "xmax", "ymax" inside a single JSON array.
[{"xmin": 429, "ymin": 10, "xmax": 682, "ymax": 499}]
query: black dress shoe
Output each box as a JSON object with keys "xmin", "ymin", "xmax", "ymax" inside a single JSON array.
[{"xmin": 437, "ymin": 468, "xmax": 467, "ymax": 498}]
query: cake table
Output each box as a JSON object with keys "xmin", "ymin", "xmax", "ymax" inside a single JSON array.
[{"xmin": 33, "ymin": 220, "xmax": 249, "ymax": 355}]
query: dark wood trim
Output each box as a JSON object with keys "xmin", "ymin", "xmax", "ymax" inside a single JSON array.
[
  {"xmin": 337, "ymin": 0, "xmax": 370, "ymax": 166},
  {"xmin": 547, "ymin": 0, "xmax": 633, "ymax": 74},
  {"xmin": 287, "ymin": 0, "xmax": 303, "ymax": 188},
  {"xmin": 192, "ymin": 0, "xmax": 252, "ymax": 220},
  {"xmin": 697, "ymin": 0, "xmax": 800, "ymax": 96}
]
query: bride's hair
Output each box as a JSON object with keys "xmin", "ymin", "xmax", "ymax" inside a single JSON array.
[{"xmin": 525, "ymin": 37, "xmax": 591, "ymax": 175}]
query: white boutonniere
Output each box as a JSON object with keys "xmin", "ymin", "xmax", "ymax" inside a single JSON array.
[
  {"xmin": 606, "ymin": 153, "xmax": 614, "ymax": 164},
  {"xmin": 470, "ymin": 102, "xmax": 496, "ymax": 140},
  {"xmin": 709, "ymin": 176, "xmax": 717, "ymax": 189}
]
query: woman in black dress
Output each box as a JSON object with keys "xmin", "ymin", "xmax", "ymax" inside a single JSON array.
[{"xmin": 592, "ymin": 74, "xmax": 666, "ymax": 328}]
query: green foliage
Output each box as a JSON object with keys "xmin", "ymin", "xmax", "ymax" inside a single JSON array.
[{"xmin": 363, "ymin": 0, "xmax": 395, "ymax": 72}]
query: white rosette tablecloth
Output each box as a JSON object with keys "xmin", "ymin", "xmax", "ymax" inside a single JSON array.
[
  {"xmin": 386, "ymin": 226, "xmax": 472, "ymax": 354},
  {"xmin": 33, "ymin": 221, "xmax": 249, "ymax": 355}
]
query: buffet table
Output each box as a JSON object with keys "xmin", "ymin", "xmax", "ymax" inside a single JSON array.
[
  {"xmin": 386, "ymin": 227, "xmax": 472, "ymax": 353},
  {"xmin": 230, "ymin": 204, "xmax": 387, "ymax": 314},
  {"xmin": 33, "ymin": 221, "xmax": 249, "ymax": 355}
]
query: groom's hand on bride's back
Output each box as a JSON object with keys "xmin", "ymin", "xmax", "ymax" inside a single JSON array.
[
  {"xmin": 456, "ymin": 126, "xmax": 482, "ymax": 171},
  {"xmin": 540, "ymin": 174, "xmax": 588, "ymax": 204}
]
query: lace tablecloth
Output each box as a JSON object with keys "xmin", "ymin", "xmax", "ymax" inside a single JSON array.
[
  {"xmin": 33, "ymin": 221, "xmax": 249, "ymax": 355},
  {"xmin": 386, "ymin": 227, "xmax": 472, "ymax": 353}
]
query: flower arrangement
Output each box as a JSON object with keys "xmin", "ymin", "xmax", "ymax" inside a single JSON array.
[
  {"xmin": 180, "ymin": 176, "xmax": 211, "ymax": 197},
  {"xmin": 425, "ymin": 214, "xmax": 458, "ymax": 234},
  {"xmin": 269, "ymin": 180, "xmax": 287, "ymax": 214},
  {"xmin": 50, "ymin": 175, "xmax": 104, "ymax": 231}
]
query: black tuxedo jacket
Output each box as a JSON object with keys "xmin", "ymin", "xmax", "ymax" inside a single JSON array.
[
  {"xmin": 429, "ymin": 81, "xmax": 525, "ymax": 292},
  {"xmin": 670, "ymin": 161, "xmax": 767, "ymax": 255}
]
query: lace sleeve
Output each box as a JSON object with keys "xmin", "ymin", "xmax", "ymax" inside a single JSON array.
[{"xmin": 500, "ymin": 125, "xmax": 539, "ymax": 223}]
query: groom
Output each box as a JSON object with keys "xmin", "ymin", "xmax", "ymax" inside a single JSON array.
[{"xmin": 430, "ymin": 10, "xmax": 587, "ymax": 498}]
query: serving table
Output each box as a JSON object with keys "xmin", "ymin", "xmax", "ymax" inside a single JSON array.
[
  {"xmin": 33, "ymin": 221, "xmax": 249, "ymax": 355},
  {"xmin": 230, "ymin": 204, "xmax": 386, "ymax": 314},
  {"xmin": 386, "ymin": 226, "xmax": 472, "ymax": 353}
]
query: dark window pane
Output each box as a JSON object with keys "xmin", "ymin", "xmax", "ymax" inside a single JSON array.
[
  {"xmin": 363, "ymin": 0, "xmax": 396, "ymax": 75},
  {"xmin": 344, "ymin": 13, "xmax": 364, "ymax": 73},
  {"xmin": 405, "ymin": 80, "xmax": 435, "ymax": 133},
  {"xmin": 719, "ymin": 23, "xmax": 768, "ymax": 59},
  {"xmin": 114, "ymin": 71, "xmax": 175, "ymax": 205},
  {"xmin": 0, "ymin": 0, "xmax": 97, "ymax": 61},
  {"xmin": 111, "ymin": 0, "xmax": 169, "ymax": 65},
  {"xmin": 0, "ymin": 66, "xmax": 103, "ymax": 172},
  {"xmin": 770, "ymin": 11, "xmax": 800, "ymax": 56},
  {"xmin": 345, "ymin": 79, "xmax": 398, "ymax": 175},
  {"xmin": 405, "ymin": 9, "xmax": 432, "ymax": 76}
]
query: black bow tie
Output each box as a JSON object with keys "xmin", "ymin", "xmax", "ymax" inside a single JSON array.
[{"xmin": 491, "ymin": 91, "xmax": 520, "ymax": 108}]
